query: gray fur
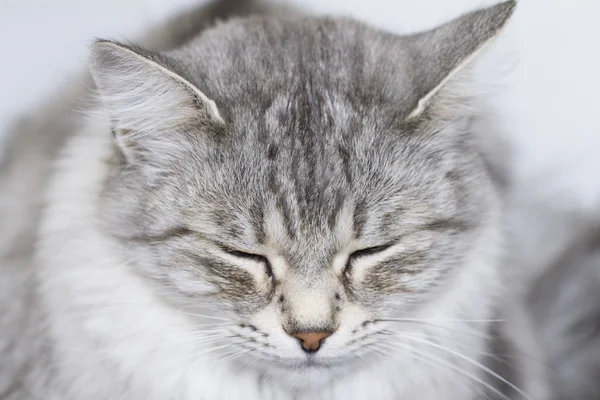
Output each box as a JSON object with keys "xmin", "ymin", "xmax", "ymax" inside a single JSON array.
[
  {"xmin": 90, "ymin": 3, "xmax": 511, "ymax": 320},
  {"xmin": 4, "ymin": 0, "xmax": 587, "ymax": 399},
  {"xmin": 530, "ymin": 226, "xmax": 600, "ymax": 400}
]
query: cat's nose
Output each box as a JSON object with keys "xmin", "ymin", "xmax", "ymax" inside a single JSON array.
[{"xmin": 290, "ymin": 331, "xmax": 333, "ymax": 353}]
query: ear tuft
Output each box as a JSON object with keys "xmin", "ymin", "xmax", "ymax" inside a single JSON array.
[{"xmin": 89, "ymin": 40, "xmax": 222, "ymax": 135}]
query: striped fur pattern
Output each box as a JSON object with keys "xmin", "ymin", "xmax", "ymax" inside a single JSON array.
[{"xmin": 0, "ymin": 1, "xmax": 560, "ymax": 399}]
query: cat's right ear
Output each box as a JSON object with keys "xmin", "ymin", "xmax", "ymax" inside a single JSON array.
[
  {"xmin": 403, "ymin": 0, "xmax": 516, "ymax": 120},
  {"xmin": 89, "ymin": 40, "xmax": 223, "ymax": 160}
]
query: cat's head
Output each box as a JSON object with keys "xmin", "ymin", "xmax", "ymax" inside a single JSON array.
[{"xmin": 90, "ymin": 0, "xmax": 514, "ymax": 388}]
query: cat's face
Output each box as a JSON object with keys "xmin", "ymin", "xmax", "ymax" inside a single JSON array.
[
  {"xmin": 101, "ymin": 111, "xmax": 493, "ymax": 385},
  {"xmin": 92, "ymin": 2, "xmax": 513, "ymax": 389}
]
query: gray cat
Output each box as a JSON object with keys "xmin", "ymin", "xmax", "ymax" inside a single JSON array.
[{"xmin": 0, "ymin": 0, "xmax": 554, "ymax": 398}]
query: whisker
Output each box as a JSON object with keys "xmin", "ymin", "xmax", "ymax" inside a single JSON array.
[
  {"xmin": 92, "ymin": 303, "xmax": 230, "ymax": 322},
  {"xmin": 393, "ymin": 330, "xmax": 508, "ymax": 364},
  {"xmin": 162, "ymin": 329, "xmax": 230, "ymax": 340},
  {"xmin": 377, "ymin": 341, "xmax": 510, "ymax": 400},
  {"xmin": 395, "ymin": 333, "xmax": 531, "ymax": 400},
  {"xmin": 216, "ymin": 345, "xmax": 262, "ymax": 364},
  {"xmin": 378, "ymin": 317, "xmax": 506, "ymax": 323},
  {"xmin": 241, "ymin": 351, "xmax": 266, "ymax": 372},
  {"xmin": 376, "ymin": 319, "xmax": 490, "ymax": 340}
]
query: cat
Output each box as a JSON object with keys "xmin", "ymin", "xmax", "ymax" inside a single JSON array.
[{"xmin": 0, "ymin": 0, "xmax": 550, "ymax": 398}]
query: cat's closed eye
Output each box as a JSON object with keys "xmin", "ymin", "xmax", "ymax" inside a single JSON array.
[
  {"xmin": 344, "ymin": 244, "xmax": 394, "ymax": 274},
  {"xmin": 222, "ymin": 247, "xmax": 274, "ymax": 278}
]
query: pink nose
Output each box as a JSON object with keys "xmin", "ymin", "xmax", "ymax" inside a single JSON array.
[{"xmin": 290, "ymin": 331, "xmax": 333, "ymax": 353}]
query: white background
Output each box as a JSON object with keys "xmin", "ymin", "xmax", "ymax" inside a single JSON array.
[{"xmin": 1, "ymin": 0, "xmax": 599, "ymax": 214}]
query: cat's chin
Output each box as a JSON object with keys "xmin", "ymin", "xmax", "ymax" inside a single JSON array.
[
  {"xmin": 259, "ymin": 362, "xmax": 353, "ymax": 389},
  {"xmin": 237, "ymin": 353, "xmax": 373, "ymax": 389}
]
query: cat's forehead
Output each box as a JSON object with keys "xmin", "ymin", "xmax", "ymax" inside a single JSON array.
[
  {"xmin": 197, "ymin": 118, "xmax": 462, "ymax": 248},
  {"xmin": 161, "ymin": 16, "xmax": 484, "ymax": 244},
  {"xmin": 171, "ymin": 16, "xmax": 417, "ymax": 119}
]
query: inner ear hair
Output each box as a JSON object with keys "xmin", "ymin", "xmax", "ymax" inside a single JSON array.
[
  {"xmin": 404, "ymin": 0, "xmax": 516, "ymax": 120},
  {"xmin": 89, "ymin": 40, "xmax": 223, "ymax": 132}
]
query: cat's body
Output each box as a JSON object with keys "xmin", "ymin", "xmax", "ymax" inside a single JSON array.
[
  {"xmin": 0, "ymin": 0, "xmax": 557, "ymax": 399},
  {"xmin": 529, "ymin": 222, "xmax": 600, "ymax": 400}
]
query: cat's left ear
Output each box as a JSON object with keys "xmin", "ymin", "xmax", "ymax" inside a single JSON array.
[
  {"xmin": 89, "ymin": 40, "xmax": 223, "ymax": 134},
  {"xmin": 405, "ymin": 0, "xmax": 516, "ymax": 119}
]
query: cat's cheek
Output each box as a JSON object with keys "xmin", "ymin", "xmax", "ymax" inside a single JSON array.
[
  {"xmin": 344, "ymin": 267, "xmax": 417, "ymax": 311},
  {"xmin": 362, "ymin": 267, "xmax": 410, "ymax": 295},
  {"xmin": 336, "ymin": 303, "xmax": 372, "ymax": 335},
  {"xmin": 182, "ymin": 267, "xmax": 271, "ymax": 316},
  {"xmin": 164, "ymin": 267, "xmax": 220, "ymax": 298}
]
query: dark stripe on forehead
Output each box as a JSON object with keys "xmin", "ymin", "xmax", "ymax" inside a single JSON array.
[
  {"xmin": 337, "ymin": 144, "xmax": 352, "ymax": 184},
  {"xmin": 276, "ymin": 194, "xmax": 297, "ymax": 239},
  {"xmin": 267, "ymin": 167, "xmax": 279, "ymax": 194},
  {"xmin": 327, "ymin": 190, "xmax": 345, "ymax": 230},
  {"xmin": 250, "ymin": 201, "xmax": 266, "ymax": 245},
  {"xmin": 353, "ymin": 199, "xmax": 368, "ymax": 238}
]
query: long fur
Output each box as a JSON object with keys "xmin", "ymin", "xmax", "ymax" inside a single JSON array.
[{"xmin": 4, "ymin": 1, "xmax": 597, "ymax": 399}]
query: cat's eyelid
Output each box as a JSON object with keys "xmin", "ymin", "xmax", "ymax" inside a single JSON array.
[
  {"xmin": 219, "ymin": 246, "xmax": 274, "ymax": 278},
  {"xmin": 220, "ymin": 246, "xmax": 267, "ymax": 263},
  {"xmin": 350, "ymin": 243, "xmax": 395, "ymax": 259},
  {"xmin": 163, "ymin": 226, "xmax": 208, "ymax": 240}
]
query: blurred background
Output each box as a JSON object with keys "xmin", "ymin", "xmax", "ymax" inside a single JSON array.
[{"xmin": 1, "ymin": 0, "xmax": 599, "ymax": 238}]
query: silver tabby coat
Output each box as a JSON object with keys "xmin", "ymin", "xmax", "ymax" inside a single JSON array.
[{"xmin": 0, "ymin": 0, "xmax": 562, "ymax": 399}]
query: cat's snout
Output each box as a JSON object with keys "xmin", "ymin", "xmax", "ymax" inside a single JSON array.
[{"xmin": 289, "ymin": 330, "xmax": 333, "ymax": 353}]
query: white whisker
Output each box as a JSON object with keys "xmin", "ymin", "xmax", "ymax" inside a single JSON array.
[
  {"xmin": 377, "ymin": 341, "xmax": 510, "ymax": 400},
  {"xmin": 395, "ymin": 333, "xmax": 531, "ymax": 400},
  {"xmin": 216, "ymin": 345, "xmax": 261, "ymax": 364},
  {"xmin": 379, "ymin": 317, "xmax": 506, "ymax": 323},
  {"xmin": 92, "ymin": 303, "xmax": 230, "ymax": 322},
  {"xmin": 377, "ymin": 319, "xmax": 490, "ymax": 340}
]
